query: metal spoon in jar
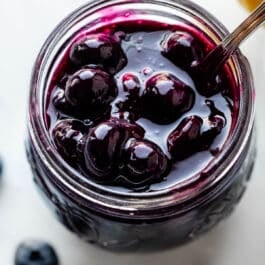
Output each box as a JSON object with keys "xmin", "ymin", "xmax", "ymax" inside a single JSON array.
[{"xmin": 191, "ymin": 1, "xmax": 265, "ymax": 86}]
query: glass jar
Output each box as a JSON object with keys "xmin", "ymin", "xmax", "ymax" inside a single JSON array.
[{"xmin": 27, "ymin": 0, "xmax": 256, "ymax": 251}]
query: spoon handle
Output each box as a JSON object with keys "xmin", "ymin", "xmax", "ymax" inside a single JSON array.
[
  {"xmin": 222, "ymin": 1, "xmax": 265, "ymax": 55},
  {"xmin": 196, "ymin": 1, "xmax": 265, "ymax": 77}
]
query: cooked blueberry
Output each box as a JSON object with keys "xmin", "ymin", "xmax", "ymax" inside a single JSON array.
[
  {"xmin": 142, "ymin": 72, "xmax": 195, "ymax": 124},
  {"xmin": 52, "ymin": 119, "xmax": 87, "ymax": 162},
  {"xmin": 52, "ymin": 87, "xmax": 70, "ymax": 113},
  {"xmin": 198, "ymin": 114, "xmax": 226, "ymax": 151},
  {"xmin": 161, "ymin": 31, "xmax": 205, "ymax": 70},
  {"xmin": 168, "ymin": 116, "xmax": 203, "ymax": 160},
  {"xmin": 15, "ymin": 240, "xmax": 59, "ymax": 265},
  {"xmin": 192, "ymin": 71, "xmax": 225, "ymax": 97},
  {"xmin": 121, "ymin": 139, "xmax": 169, "ymax": 185},
  {"xmin": 69, "ymin": 33, "xmax": 127, "ymax": 74},
  {"xmin": 122, "ymin": 73, "xmax": 141, "ymax": 95},
  {"xmin": 84, "ymin": 118, "xmax": 144, "ymax": 181},
  {"xmin": 57, "ymin": 74, "xmax": 69, "ymax": 88},
  {"xmin": 65, "ymin": 68, "xmax": 117, "ymax": 117}
]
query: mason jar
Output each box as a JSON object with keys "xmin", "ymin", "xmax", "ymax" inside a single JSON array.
[
  {"xmin": 26, "ymin": 0, "xmax": 256, "ymax": 251},
  {"xmin": 239, "ymin": 0, "xmax": 262, "ymax": 11}
]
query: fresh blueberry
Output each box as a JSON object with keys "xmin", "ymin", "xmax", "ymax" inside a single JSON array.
[
  {"xmin": 84, "ymin": 118, "xmax": 144, "ymax": 182},
  {"xmin": 51, "ymin": 75, "xmax": 70, "ymax": 111},
  {"xmin": 69, "ymin": 33, "xmax": 127, "ymax": 74},
  {"xmin": 198, "ymin": 116, "xmax": 225, "ymax": 151},
  {"xmin": 120, "ymin": 139, "xmax": 169, "ymax": 185},
  {"xmin": 65, "ymin": 68, "xmax": 117, "ymax": 118},
  {"xmin": 161, "ymin": 31, "xmax": 205, "ymax": 70},
  {"xmin": 168, "ymin": 116, "xmax": 203, "ymax": 160},
  {"xmin": 142, "ymin": 72, "xmax": 195, "ymax": 124},
  {"xmin": 57, "ymin": 74, "xmax": 69, "ymax": 88},
  {"xmin": 15, "ymin": 240, "xmax": 59, "ymax": 265},
  {"xmin": 52, "ymin": 119, "xmax": 87, "ymax": 163}
]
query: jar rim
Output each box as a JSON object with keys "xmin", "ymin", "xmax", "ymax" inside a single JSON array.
[{"xmin": 28, "ymin": 0, "xmax": 255, "ymax": 217}]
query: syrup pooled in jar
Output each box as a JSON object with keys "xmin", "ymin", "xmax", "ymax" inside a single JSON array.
[{"xmin": 46, "ymin": 17, "xmax": 237, "ymax": 192}]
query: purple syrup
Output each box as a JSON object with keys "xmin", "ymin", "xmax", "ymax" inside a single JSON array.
[{"xmin": 46, "ymin": 17, "xmax": 238, "ymax": 192}]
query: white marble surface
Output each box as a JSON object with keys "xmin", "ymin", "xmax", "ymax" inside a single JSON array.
[{"xmin": 0, "ymin": 0, "xmax": 265, "ymax": 264}]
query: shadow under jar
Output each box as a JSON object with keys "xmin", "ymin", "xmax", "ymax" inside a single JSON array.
[{"xmin": 27, "ymin": 0, "xmax": 256, "ymax": 252}]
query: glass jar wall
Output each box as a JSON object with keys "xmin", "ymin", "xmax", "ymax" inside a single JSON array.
[{"xmin": 27, "ymin": 0, "xmax": 256, "ymax": 251}]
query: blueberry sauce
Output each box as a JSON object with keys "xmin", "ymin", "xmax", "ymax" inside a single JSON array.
[{"xmin": 46, "ymin": 18, "xmax": 238, "ymax": 192}]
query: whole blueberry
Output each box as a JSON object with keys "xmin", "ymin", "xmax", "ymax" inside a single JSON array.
[
  {"xmin": 84, "ymin": 118, "xmax": 144, "ymax": 182},
  {"xmin": 191, "ymin": 70, "xmax": 228, "ymax": 98},
  {"xmin": 52, "ymin": 119, "xmax": 87, "ymax": 162},
  {"xmin": 161, "ymin": 31, "xmax": 205, "ymax": 70},
  {"xmin": 142, "ymin": 72, "xmax": 195, "ymax": 124},
  {"xmin": 122, "ymin": 73, "xmax": 141, "ymax": 95},
  {"xmin": 121, "ymin": 139, "xmax": 169, "ymax": 185},
  {"xmin": 198, "ymin": 114, "xmax": 226, "ymax": 151},
  {"xmin": 69, "ymin": 33, "xmax": 127, "ymax": 74},
  {"xmin": 168, "ymin": 116, "xmax": 203, "ymax": 160},
  {"xmin": 15, "ymin": 240, "xmax": 59, "ymax": 265},
  {"xmin": 65, "ymin": 68, "xmax": 117, "ymax": 117}
]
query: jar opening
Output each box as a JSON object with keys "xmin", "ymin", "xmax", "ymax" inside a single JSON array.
[{"xmin": 28, "ymin": 0, "xmax": 254, "ymax": 214}]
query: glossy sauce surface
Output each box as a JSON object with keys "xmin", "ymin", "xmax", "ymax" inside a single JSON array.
[{"xmin": 46, "ymin": 18, "xmax": 238, "ymax": 192}]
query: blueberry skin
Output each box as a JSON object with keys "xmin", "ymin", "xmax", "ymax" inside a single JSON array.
[
  {"xmin": 52, "ymin": 119, "xmax": 86, "ymax": 163},
  {"xmin": 161, "ymin": 31, "xmax": 205, "ymax": 70},
  {"xmin": 69, "ymin": 33, "xmax": 127, "ymax": 74},
  {"xmin": 121, "ymin": 139, "xmax": 169, "ymax": 185},
  {"xmin": 65, "ymin": 68, "xmax": 117, "ymax": 119},
  {"xmin": 142, "ymin": 72, "xmax": 195, "ymax": 124},
  {"xmin": 122, "ymin": 73, "xmax": 141, "ymax": 95},
  {"xmin": 84, "ymin": 118, "xmax": 144, "ymax": 182},
  {"xmin": 168, "ymin": 115, "xmax": 203, "ymax": 160},
  {"xmin": 15, "ymin": 240, "xmax": 59, "ymax": 265}
]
